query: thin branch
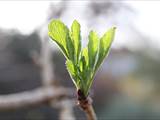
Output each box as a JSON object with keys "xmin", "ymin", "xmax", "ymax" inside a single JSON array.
[
  {"xmin": 78, "ymin": 96, "xmax": 97, "ymax": 120},
  {"xmin": 77, "ymin": 90, "xmax": 97, "ymax": 120},
  {"xmin": 0, "ymin": 87, "xmax": 73, "ymax": 111}
]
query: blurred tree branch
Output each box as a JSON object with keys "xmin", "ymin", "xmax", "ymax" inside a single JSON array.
[
  {"xmin": 0, "ymin": 87, "xmax": 74, "ymax": 111},
  {"xmin": 0, "ymin": 2, "xmax": 75, "ymax": 120},
  {"xmin": 38, "ymin": 2, "xmax": 76, "ymax": 119}
]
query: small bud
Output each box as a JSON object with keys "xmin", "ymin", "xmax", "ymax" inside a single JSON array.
[{"xmin": 77, "ymin": 89, "xmax": 86, "ymax": 100}]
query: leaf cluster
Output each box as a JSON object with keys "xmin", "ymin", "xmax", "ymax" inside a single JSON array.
[{"xmin": 48, "ymin": 19, "xmax": 116, "ymax": 97}]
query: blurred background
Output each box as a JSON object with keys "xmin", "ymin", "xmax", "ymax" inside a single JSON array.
[{"xmin": 0, "ymin": 1, "xmax": 160, "ymax": 120}]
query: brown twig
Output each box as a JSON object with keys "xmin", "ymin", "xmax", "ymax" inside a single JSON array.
[{"xmin": 77, "ymin": 90, "xmax": 97, "ymax": 120}]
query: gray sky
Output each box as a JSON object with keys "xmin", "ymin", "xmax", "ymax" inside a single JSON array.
[{"xmin": 0, "ymin": 1, "xmax": 159, "ymax": 49}]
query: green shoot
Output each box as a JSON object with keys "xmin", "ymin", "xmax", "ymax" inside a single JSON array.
[{"xmin": 48, "ymin": 19, "xmax": 116, "ymax": 97}]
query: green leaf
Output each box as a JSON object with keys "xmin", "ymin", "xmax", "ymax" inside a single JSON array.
[
  {"xmin": 66, "ymin": 60, "xmax": 79, "ymax": 88},
  {"xmin": 84, "ymin": 27, "xmax": 116, "ymax": 97},
  {"xmin": 88, "ymin": 31, "xmax": 99, "ymax": 69},
  {"xmin": 78, "ymin": 48, "xmax": 89, "ymax": 93},
  {"xmin": 95, "ymin": 27, "xmax": 116, "ymax": 71},
  {"xmin": 71, "ymin": 20, "xmax": 81, "ymax": 63},
  {"xmin": 66, "ymin": 60, "xmax": 75, "ymax": 76},
  {"xmin": 66, "ymin": 36, "xmax": 74, "ymax": 61},
  {"xmin": 48, "ymin": 19, "xmax": 71, "ymax": 59},
  {"xmin": 81, "ymin": 47, "xmax": 89, "ymax": 68},
  {"xmin": 79, "ymin": 56, "xmax": 85, "ymax": 72}
]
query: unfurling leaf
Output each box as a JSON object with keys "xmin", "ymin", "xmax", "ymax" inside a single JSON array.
[
  {"xmin": 71, "ymin": 20, "xmax": 81, "ymax": 63},
  {"xmin": 48, "ymin": 20, "xmax": 69, "ymax": 59},
  {"xmin": 88, "ymin": 31, "xmax": 99, "ymax": 69},
  {"xmin": 95, "ymin": 27, "xmax": 116, "ymax": 72}
]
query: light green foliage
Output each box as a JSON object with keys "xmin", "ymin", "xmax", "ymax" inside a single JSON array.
[
  {"xmin": 48, "ymin": 20, "xmax": 69, "ymax": 59},
  {"xmin": 71, "ymin": 20, "xmax": 81, "ymax": 63},
  {"xmin": 88, "ymin": 31, "xmax": 99, "ymax": 70},
  {"xmin": 48, "ymin": 19, "xmax": 116, "ymax": 97},
  {"xmin": 95, "ymin": 27, "xmax": 116, "ymax": 72}
]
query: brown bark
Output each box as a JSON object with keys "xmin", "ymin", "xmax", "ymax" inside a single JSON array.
[{"xmin": 77, "ymin": 90, "xmax": 97, "ymax": 120}]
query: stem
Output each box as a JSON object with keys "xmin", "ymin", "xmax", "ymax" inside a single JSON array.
[{"xmin": 77, "ymin": 90, "xmax": 97, "ymax": 120}]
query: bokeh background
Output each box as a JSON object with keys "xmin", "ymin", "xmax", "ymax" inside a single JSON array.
[{"xmin": 0, "ymin": 1, "xmax": 160, "ymax": 120}]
